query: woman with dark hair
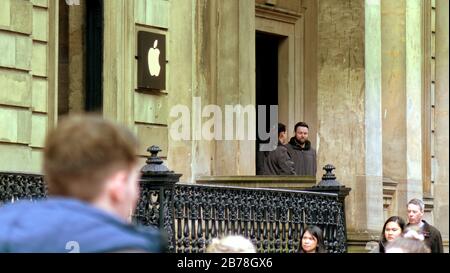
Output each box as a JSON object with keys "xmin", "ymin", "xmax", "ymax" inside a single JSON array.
[
  {"xmin": 299, "ymin": 225, "xmax": 327, "ymax": 253},
  {"xmin": 372, "ymin": 216, "xmax": 406, "ymax": 253}
]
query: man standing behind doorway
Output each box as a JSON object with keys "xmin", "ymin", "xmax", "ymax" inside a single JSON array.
[
  {"xmin": 263, "ymin": 123, "xmax": 296, "ymax": 175},
  {"xmin": 286, "ymin": 122, "xmax": 317, "ymax": 176}
]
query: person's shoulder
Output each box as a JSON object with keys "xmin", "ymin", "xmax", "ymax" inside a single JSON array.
[
  {"xmin": 287, "ymin": 137, "xmax": 297, "ymax": 147},
  {"xmin": 424, "ymin": 221, "xmax": 442, "ymax": 234},
  {"xmin": 422, "ymin": 220, "xmax": 434, "ymax": 229},
  {"xmin": 277, "ymin": 144, "xmax": 289, "ymax": 151},
  {"xmin": 0, "ymin": 199, "xmax": 44, "ymax": 221},
  {"xmin": 420, "ymin": 221, "xmax": 442, "ymax": 242}
]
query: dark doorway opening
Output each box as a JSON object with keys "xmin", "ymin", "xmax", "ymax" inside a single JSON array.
[
  {"xmin": 57, "ymin": 0, "xmax": 103, "ymax": 118},
  {"xmin": 255, "ymin": 32, "xmax": 281, "ymax": 175},
  {"xmin": 57, "ymin": 0, "xmax": 69, "ymax": 117},
  {"xmin": 85, "ymin": 0, "xmax": 103, "ymax": 112}
]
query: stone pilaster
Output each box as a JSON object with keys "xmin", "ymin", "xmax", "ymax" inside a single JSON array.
[{"xmin": 434, "ymin": 0, "xmax": 449, "ymax": 252}]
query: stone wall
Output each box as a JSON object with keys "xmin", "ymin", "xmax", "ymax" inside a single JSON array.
[
  {"xmin": 134, "ymin": 0, "xmax": 169, "ymax": 161},
  {"xmin": 316, "ymin": 0, "xmax": 376, "ymax": 247},
  {"xmin": 434, "ymin": 0, "xmax": 449, "ymax": 252},
  {"xmin": 0, "ymin": 0, "xmax": 55, "ymax": 173},
  {"xmin": 168, "ymin": 0, "xmax": 256, "ymax": 181},
  {"xmin": 381, "ymin": 0, "xmax": 406, "ymax": 218}
]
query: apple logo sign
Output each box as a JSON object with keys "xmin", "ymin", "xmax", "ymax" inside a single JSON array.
[
  {"xmin": 148, "ymin": 40, "xmax": 161, "ymax": 77},
  {"xmin": 138, "ymin": 31, "xmax": 165, "ymax": 90}
]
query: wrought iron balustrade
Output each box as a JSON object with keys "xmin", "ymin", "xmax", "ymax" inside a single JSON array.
[
  {"xmin": 0, "ymin": 172, "xmax": 47, "ymax": 205},
  {"xmin": 170, "ymin": 184, "xmax": 345, "ymax": 253},
  {"xmin": 0, "ymin": 147, "xmax": 350, "ymax": 253}
]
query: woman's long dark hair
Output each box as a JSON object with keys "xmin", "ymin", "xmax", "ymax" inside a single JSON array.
[
  {"xmin": 299, "ymin": 225, "xmax": 327, "ymax": 253},
  {"xmin": 379, "ymin": 216, "xmax": 406, "ymax": 253}
]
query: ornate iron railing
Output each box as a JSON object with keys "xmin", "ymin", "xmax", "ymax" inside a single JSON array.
[
  {"xmin": 171, "ymin": 184, "xmax": 345, "ymax": 253},
  {"xmin": 1, "ymin": 171, "xmax": 348, "ymax": 253},
  {"xmin": 0, "ymin": 172, "xmax": 47, "ymax": 205}
]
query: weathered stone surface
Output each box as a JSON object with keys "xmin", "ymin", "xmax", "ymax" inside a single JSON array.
[
  {"xmin": 434, "ymin": 0, "xmax": 449, "ymax": 250},
  {"xmin": 0, "ymin": 107, "xmax": 31, "ymax": 144},
  {"xmin": 0, "ymin": 144, "xmax": 31, "ymax": 173},
  {"xmin": 10, "ymin": 0, "xmax": 32, "ymax": 34},
  {"xmin": 134, "ymin": 92, "xmax": 168, "ymax": 125},
  {"xmin": 32, "ymin": 78, "xmax": 48, "ymax": 113},
  {"xmin": 255, "ymin": 0, "xmax": 303, "ymax": 13},
  {"xmin": 0, "ymin": 31, "xmax": 16, "ymax": 67},
  {"xmin": 135, "ymin": 124, "xmax": 168, "ymax": 158},
  {"xmin": 0, "ymin": 69, "xmax": 31, "ymax": 107},
  {"xmin": 0, "ymin": 0, "xmax": 11, "ymax": 27},
  {"xmin": 68, "ymin": 2, "xmax": 85, "ymax": 113},
  {"xmin": 32, "ymin": 42, "xmax": 47, "ymax": 77},
  {"xmin": 405, "ymin": 0, "xmax": 423, "ymax": 184},
  {"xmin": 381, "ymin": 0, "xmax": 406, "ymax": 189},
  {"xmin": 135, "ymin": 0, "xmax": 169, "ymax": 29},
  {"xmin": 30, "ymin": 113, "xmax": 47, "ymax": 148},
  {"xmin": 317, "ymin": 0, "xmax": 366, "ymax": 233},
  {"xmin": 167, "ymin": 0, "xmax": 193, "ymax": 181},
  {"xmin": 15, "ymin": 35, "xmax": 33, "ymax": 70},
  {"xmin": 32, "ymin": 7, "xmax": 48, "ymax": 42},
  {"xmin": 30, "ymin": 148, "xmax": 43, "ymax": 173},
  {"xmin": 32, "ymin": 0, "xmax": 48, "ymax": 8}
]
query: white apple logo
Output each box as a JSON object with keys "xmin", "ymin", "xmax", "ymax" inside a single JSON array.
[{"xmin": 148, "ymin": 40, "xmax": 161, "ymax": 77}]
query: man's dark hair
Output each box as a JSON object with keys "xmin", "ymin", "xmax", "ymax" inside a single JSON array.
[
  {"xmin": 294, "ymin": 121, "xmax": 309, "ymax": 132},
  {"xmin": 278, "ymin": 123, "xmax": 286, "ymax": 135}
]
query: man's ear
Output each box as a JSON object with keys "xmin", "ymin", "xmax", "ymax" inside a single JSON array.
[{"xmin": 107, "ymin": 170, "xmax": 129, "ymax": 203}]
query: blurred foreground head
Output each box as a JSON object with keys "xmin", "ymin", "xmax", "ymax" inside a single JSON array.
[
  {"xmin": 206, "ymin": 235, "xmax": 257, "ymax": 253},
  {"xmin": 43, "ymin": 114, "xmax": 140, "ymax": 220},
  {"xmin": 385, "ymin": 228, "xmax": 431, "ymax": 253}
]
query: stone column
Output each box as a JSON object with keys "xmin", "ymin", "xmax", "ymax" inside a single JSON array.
[
  {"xmin": 402, "ymin": 0, "xmax": 423, "ymax": 203},
  {"xmin": 190, "ymin": 0, "xmax": 216, "ymax": 179},
  {"xmin": 434, "ymin": 0, "xmax": 449, "ymax": 251},
  {"xmin": 168, "ymin": 0, "xmax": 255, "ymax": 181},
  {"xmin": 213, "ymin": 0, "xmax": 256, "ymax": 176},
  {"xmin": 68, "ymin": 0, "xmax": 85, "ymax": 113},
  {"xmin": 167, "ymin": 0, "xmax": 194, "ymax": 181},
  {"xmin": 317, "ymin": 0, "xmax": 383, "ymax": 251},
  {"xmin": 362, "ymin": 0, "xmax": 384, "ymax": 232},
  {"xmin": 381, "ymin": 0, "xmax": 406, "ymax": 218},
  {"xmin": 102, "ymin": 0, "xmax": 135, "ymax": 126}
]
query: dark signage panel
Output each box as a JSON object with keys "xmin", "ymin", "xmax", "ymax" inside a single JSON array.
[{"xmin": 137, "ymin": 31, "xmax": 166, "ymax": 90}]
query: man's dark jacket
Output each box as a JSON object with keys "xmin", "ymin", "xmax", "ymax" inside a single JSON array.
[
  {"xmin": 286, "ymin": 137, "xmax": 317, "ymax": 176},
  {"xmin": 263, "ymin": 141, "xmax": 296, "ymax": 175},
  {"xmin": 407, "ymin": 220, "xmax": 444, "ymax": 253}
]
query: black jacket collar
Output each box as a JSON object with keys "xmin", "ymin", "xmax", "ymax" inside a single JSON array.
[{"xmin": 289, "ymin": 137, "xmax": 311, "ymax": 150}]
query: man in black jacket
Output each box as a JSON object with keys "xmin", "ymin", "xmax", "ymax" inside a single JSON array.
[
  {"xmin": 406, "ymin": 198, "xmax": 444, "ymax": 253},
  {"xmin": 263, "ymin": 123, "xmax": 296, "ymax": 175},
  {"xmin": 286, "ymin": 122, "xmax": 317, "ymax": 176}
]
